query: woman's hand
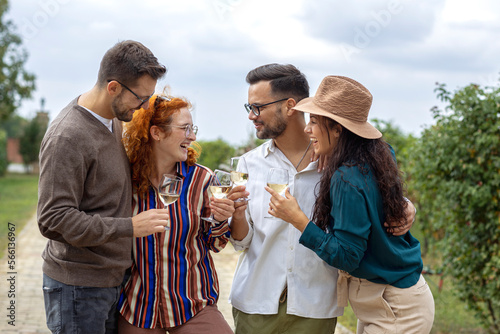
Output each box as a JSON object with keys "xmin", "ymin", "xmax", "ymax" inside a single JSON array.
[
  {"xmin": 265, "ymin": 187, "xmax": 309, "ymax": 232},
  {"xmin": 210, "ymin": 198, "xmax": 235, "ymax": 222}
]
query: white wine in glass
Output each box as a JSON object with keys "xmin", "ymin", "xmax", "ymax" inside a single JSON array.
[
  {"xmin": 209, "ymin": 185, "xmax": 232, "ymax": 199},
  {"xmin": 159, "ymin": 193, "xmax": 180, "ymax": 205},
  {"xmin": 230, "ymin": 171, "xmax": 249, "ymax": 186},
  {"xmin": 202, "ymin": 169, "xmax": 232, "ymax": 225},
  {"xmin": 230, "ymin": 156, "xmax": 250, "ymax": 201},
  {"xmin": 158, "ymin": 174, "xmax": 183, "ymax": 230},
  {"xmin": 267, "ymin": 168, "xmax": 289, "ymax": 195},
  {"xmin": 265, "ymin": 168, "xmax": 289, "ymax": 219},
  {"xmin": 266, "ymin": 183, "xmax": 288, "ymax": 194}
]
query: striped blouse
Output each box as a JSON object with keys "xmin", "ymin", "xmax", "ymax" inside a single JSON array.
[{"xmin": 118, "ymin": 161, "xmax": 231, "ymax": 329}]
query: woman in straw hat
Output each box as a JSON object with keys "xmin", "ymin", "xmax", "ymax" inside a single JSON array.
[{"xmin": 266, "ymin": 76, "xmax": 435, "ymax": 333}]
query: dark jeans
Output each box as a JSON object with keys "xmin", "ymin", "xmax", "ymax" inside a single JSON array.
[{"xmin": 42, "ymin": 273, "xmax": 121, "ymax": 334}]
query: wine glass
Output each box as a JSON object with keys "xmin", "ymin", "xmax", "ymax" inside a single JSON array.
[
  {"xmin": 230, "ymin": 157, "xmax": 250, "ymax": 202},
  {"xmin": 201, "ymin": 169, "xmax": 233, "ymax": 225},
  {"xmin": 158, "ymin": 174, "xmax": 183, "ymax": 231},
  {"xmin": 265, "ymin": 168, "xmax": 289, "ymax": 219}
]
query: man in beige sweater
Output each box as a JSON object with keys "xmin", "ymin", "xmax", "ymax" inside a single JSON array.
[{"xmin": 37, "ymin": 40, "xmax": 168, "ymax": 334}]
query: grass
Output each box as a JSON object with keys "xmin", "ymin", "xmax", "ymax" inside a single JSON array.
[
  {"xmin": 0, "ymin": 173, "xmax": 39, "ymax": 257},
  {"xmin": 337, "ymin": 226, "xmax": 486, "ymax": 334}
]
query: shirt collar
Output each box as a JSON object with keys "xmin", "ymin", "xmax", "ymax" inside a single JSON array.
[{"xmin": 265, "ymin": 139, "xmax": 277, "ymax": 158}]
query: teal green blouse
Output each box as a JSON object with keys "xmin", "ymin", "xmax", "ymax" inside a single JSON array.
[{"xmin": 299, "ymin": 164, "xmax": 422, "ymax": 288}]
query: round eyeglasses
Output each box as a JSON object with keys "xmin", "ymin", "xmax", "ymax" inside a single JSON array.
[{"xmin": 169, "ymin": 124, "xmax": 199, "ymax": 137}]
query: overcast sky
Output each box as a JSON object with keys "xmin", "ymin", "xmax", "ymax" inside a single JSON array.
[{"xmin": 7, "ymin": 0, "xmax": 500, "ymax": 145}]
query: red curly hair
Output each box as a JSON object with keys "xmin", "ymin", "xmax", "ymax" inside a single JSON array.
[{"xmin": 122, "ymin": 93, "xmax": 200, "ymax": 198}]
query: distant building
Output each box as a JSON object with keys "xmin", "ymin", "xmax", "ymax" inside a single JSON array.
[
  {"xmin": 7, "ymin": 138, "xmax": 23, "ymax": 164},
  {"xmin": 7, "ymin": 98, "xmax": 50, "ymax": 173}
]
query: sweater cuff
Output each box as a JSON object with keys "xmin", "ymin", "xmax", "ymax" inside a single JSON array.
[
  {"xmin": 299, "ymin": 222, "xmax": 324, "ymax": 250},
  {"xmin": 116, "ymin": 217, "xmax": 134, "ymax": 238}
]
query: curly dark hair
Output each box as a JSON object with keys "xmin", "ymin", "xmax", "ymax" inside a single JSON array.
[{"xmin": 312, "ymin": 116, "xmax": 407, "ymax": 231}]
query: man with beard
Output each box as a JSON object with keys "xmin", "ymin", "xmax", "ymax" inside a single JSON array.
[
  {"xmin": 37, "ymin": 40, "xmax": 169, "ymax": 334},
  {"xmin": 228, "ymin": 64, "xmax": 415, "ymax": 333}
]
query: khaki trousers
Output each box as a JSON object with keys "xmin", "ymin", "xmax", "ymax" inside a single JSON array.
[{"xmin": 337, "ymin": 271, "xmax": 434, "ymax": 334}]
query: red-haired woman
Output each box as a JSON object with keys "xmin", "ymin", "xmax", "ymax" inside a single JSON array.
[{"xmin": 117, "ymin": 94, "xmax": 234, "ymax": 334}]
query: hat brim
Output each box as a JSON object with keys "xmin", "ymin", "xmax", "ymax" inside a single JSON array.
[{"xmin": 293, "ymin": 97, "xmax": 382, "ymax": 139}]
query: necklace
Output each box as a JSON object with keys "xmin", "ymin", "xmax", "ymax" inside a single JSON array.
[{"xmin": 295, "ymin": 140, "xmax": 312, "ymax": 170}]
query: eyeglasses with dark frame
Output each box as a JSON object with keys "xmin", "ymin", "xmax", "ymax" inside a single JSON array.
[
  {"xmin": 244, "ymin": 98, "xmax": 289, "ymax": 116},
  {"xmin": 107, "ymin": 79, "xmax": 154, "ymax": 109},
  {"xmin": 169, "ymin": 124, "xmax": 199, "ymax": 137}
]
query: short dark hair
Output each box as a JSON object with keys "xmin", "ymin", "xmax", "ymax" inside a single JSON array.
[
  {"xmin": 97, "ymin": 40, "xmax": 167, "ymax": 87},
  {"xmin": 246, "ymin": 63, "xmax": 309, "ymax": 102}
]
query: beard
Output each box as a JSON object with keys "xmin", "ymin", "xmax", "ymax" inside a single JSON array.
[
  {"xmin": 111, "ymin": 93, "xmax": 134, "ymax": 122},
  {"xmin": 256, "ymin": 108, "xmax": 287, "ymax": 139}
]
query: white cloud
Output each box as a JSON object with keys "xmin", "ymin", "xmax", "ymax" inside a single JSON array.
[{"xmin": 5, "ymin": 0, "xmax": 500, "ymax": 145}]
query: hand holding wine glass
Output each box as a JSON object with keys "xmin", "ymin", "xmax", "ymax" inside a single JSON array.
[
  {"xmin": 158, "ymin": 174, "xmax": 183, "ymax": 230},
  {"xmin": 267, "ymin": 168, "xmax": 289, "ymax": 195},
  {"xmin": 265, "ymin": 168, "xmax": 289, "ymax": 219},
  {"xmin": 230, "ymin": 157, "xmax": 250, "ymax": 202},
  {"xmin": 202, "ymin": 169, "xmax": 233, "ymax": 225}
]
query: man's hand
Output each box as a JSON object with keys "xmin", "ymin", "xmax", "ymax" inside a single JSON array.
[
  {"xmin": 384, "ymin": 199, "xmax": 416, "ymax": 236},
  {"xmin": 132, "ymin": 209, "xmax": 170, "ymax": 237},
  {"xmin": 311, "ymin": 150, "xmax": 327, "ymax": 172},
  {"xmin": 227, "ymin": 185, "xmax": 249, "ymax": 221}
]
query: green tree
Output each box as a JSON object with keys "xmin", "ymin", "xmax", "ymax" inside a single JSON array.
[
  {"xmin": 197, "ymin": 138, "xmax": 235, "ymax": 171},
  {"xmin": 411, "ymin": 82, "xmax": 500, "ymax": 332},
  {"xmin": 0, "ymin": 114, "xmax": 27, "ymax": 137},
  {"xmin": 371, "ymin": 119, "xmax": 416, "ymax": 169},
  {"xmin": 19, "ymin": 115, "xmax": 46, "ymax": 172},
  {"xmin": 0, "ymin": 0, "xmax": 36, "ymax": 121}
]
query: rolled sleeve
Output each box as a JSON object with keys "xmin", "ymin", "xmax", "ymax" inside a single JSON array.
[{"xmin": 229, "ymin": 219, "xmax": 254, "ymax": 251}]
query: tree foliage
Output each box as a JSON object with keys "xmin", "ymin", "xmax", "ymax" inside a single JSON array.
[
  {"xmin": 411, "ymin": 82, "xmax": 500, "ymax": 332},
  {"xmin": 0, "ymin": 0, "xmax": 36, "ymax": 121},
  {"xmin": 371, "ymin": 118, "xmax": 417, "ymax": 175},
  {"xmin": 197, "ymin": 138, "xmax": 235, "ymax": 171},
  {"xmin": 19, "ymin": 115, "xmax": 46, "ymax": 172}
]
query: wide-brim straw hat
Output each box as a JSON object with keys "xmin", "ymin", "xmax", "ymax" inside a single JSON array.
[{"xmin": 293, "ymin": 76, "xmax": 382, "ymax": 139}]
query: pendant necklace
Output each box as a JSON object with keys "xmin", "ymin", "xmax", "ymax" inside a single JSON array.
[{"xmin": 295, "ymin": 140, "xmax": 312, "ymax": 170}]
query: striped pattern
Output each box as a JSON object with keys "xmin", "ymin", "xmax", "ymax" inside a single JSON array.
[{"xmin": 118, "ymin": 162, "xmax": 231, "ymax": 329}]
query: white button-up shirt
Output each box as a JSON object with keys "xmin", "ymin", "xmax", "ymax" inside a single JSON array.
[{"xmin": 229, "ymin": 140, "xmax": 343, "ymax": 319}]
